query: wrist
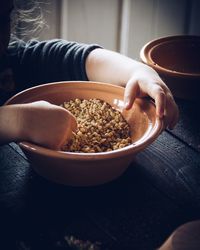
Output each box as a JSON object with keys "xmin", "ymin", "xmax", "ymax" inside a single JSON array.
[{"xmin": 0, "ymin": 104, "xmax": 24, "ymax": 144}]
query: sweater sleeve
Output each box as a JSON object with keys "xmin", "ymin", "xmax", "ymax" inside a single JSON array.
[{"xmin": 7, "ymin": 39, "xmax": 102, "ymax": 91}]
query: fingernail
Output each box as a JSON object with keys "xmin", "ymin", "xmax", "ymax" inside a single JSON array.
[{"xmin": 124, "ymin": 101, "xmax": 129, "ymax": 109}]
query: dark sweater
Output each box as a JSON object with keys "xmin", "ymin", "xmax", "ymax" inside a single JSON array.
[{"xmin": 0, "ymin": 39, "xmax": 101, "ymax": 104}]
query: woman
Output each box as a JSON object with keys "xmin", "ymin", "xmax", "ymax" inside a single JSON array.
[{"xmin": 0, "ymin": 0, "xmax": 179, "ymax": 149}]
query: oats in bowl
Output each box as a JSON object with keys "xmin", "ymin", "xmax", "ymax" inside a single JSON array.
[
  {"xmin": 61, "ymin": 98, "xmax": 132, "ymax": 153},
  {"xmin": 4, "ymin": 81, "xmax": 163, "ymax": 186}
]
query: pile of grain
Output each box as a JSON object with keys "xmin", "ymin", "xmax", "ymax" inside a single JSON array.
[{"xmin": 61, "ymin": 98, "xmax": 132, "ymax": 153}]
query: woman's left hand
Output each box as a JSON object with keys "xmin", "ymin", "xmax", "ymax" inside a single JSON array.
[
  {"xmin": 86, "ymin": 48, "xmax": 179, "ymax": 129},
  {"xmin": 124, "ymin": 65, "xmax": 179, "ymax": 130}
]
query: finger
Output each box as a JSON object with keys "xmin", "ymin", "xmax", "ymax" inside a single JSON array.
[
  {"xmin": 124, "ymin": 80, "xmax": 140, "ymax": 110},
  {"xmin": 58, "ymin": 110, "xmax": 78, "ymax": 147},
  {"xmin": 154, "ymin": 83, "xmax": 179, "ymax": 129},
  {"xmin": 62, "ymin": 108, "xmax": 78, "ymax": 132},
  {"xmin": 147, "ymin": 83, "xmax": 166, "ymax": 118},
  {"xmin": 155, "ymin": 90, "xmax": 166, "ymax": 118},
  {"xmin": 168, "ymin": 114, "xmax": 179, "ymax": 130},
  {"xmin": 162, "ymin": 94, "xmax": 179, "ymax": 129},
  {"xmin": 164, "ymin": 111, "xmax": 176, "ymax": 131}
]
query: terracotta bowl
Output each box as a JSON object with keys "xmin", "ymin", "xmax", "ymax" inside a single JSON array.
[
  {"xmin": 140, "ymin": 35, "xmax": 200, "ymax": 100},
  {"xmin": 5, "ymin": 81, "xmax": 163, "ymax": 186}
]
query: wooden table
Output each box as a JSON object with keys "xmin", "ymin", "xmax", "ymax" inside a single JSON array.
[{"xmin": 0, "ymin": 99, "xmax": 200, "ymax": 250}]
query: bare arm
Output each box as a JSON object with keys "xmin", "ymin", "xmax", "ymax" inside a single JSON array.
[
  {"xmin": 0, "ymin": 101, "xmax": 77, "ymax": 149},
  {"xmin": 0, "ymin": 105, "xmax": 22, "ymax": 145},
  {"xmin": 86, "ymin": 48, "xmax": 179, "ymax": 129}
]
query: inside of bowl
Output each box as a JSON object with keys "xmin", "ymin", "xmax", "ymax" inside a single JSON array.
[
  {"xmin": 122, "ymin": 98, "xmax": 155, "ymax": 143},
  {"xmin": 150, "ymin": 38, "xmax": 200, "ymax": 74},
  {"xmin": 6, "ymin": 82, "xmax": 157, "ymax": 144}
]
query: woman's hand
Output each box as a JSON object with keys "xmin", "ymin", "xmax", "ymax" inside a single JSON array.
[
  {"xmin": 0, "ymin": 101, "xmax": 77, "ymax": 149},
  {"xmin": 86, "ymin": 48, "xmax": 179, "ymax": 130},
  {"xmin": 18, "ymin": 101, "xmax": 77, "ymax": 150},
  {"xmin": 124, "ymin": 65, "xmax": 179, "ymax": 130}
]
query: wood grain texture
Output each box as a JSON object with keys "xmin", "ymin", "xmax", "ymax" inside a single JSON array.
[
  {"xmin": 135, "ymin": 130, "xmax": 200, "ymax": 209},
  {"xmin": 81, "ymin": 167, "xmax": 192, "ymax": 250},
  {"xmin": 168, "ymin": 99, "xmax": 200, "ymax": 152},
  {"xmin": 0, "ymin": 101, "xmax": 199, "ymax": 250},
  {"xmin": 159, "ymin": 220, "xmax": 200, "ymax": 250},
  {"xmin": 0, "ymin": 141, "xmax": 197, "ymax": 250}
]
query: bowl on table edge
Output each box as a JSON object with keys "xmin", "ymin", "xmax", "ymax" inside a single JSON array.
[
  {"xmin": 140, "ymin": 35, "xmax": 200, "ymax": 100},
  {"xmin": 5, "ymin": 81, "xmax": 163, "ymax": 186}
]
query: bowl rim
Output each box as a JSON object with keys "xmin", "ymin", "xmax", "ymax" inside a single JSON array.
[
  {"xmin": 18, "ymin": 116, "xmax": 162, "ymax": 160},
  {"xmin": 5, "ymin": 81, "xmax": 164, "ymax": 159},
  {"xmin": 140, "ymin": 35, "xmax": 200, "ymax": 78}
]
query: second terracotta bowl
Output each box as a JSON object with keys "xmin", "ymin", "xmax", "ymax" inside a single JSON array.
[
  {"xmin": 5, "ymin": 81, "xmax": 163, "ymax": 186},
  {"xmin": 140, "ymin": 35, "xmax": 200, "ymax": 100}
]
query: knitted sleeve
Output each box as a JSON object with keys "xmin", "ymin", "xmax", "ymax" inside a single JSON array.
[{"xmin": 7, "ymin": 39, "xmax": 102, "ymax": 92}]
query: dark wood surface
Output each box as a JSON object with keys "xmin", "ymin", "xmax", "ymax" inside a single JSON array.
[
  {"xmin": 159, "ymin": 220, "xmax": 200, "ymax": 250},
  {"xmin": 0, "ymin": 98, "xmax": 200, "ymax": 250}
]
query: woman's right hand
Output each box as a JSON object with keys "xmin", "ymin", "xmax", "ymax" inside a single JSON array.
[
  {"xmin": 19, "ymin": 101, "xmax": 77, "ymax": 149},
  {"xmin": 0, "ymin": 101, "xmax": 77, "ymax": 149}
]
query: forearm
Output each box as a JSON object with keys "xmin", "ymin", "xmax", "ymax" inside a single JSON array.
[
  {"xmin": 0, "ymin": 101, "xmax": 77, "ymax": 149},
  {"xmin": 85, "ymin": 48, "xmax": 179, "ymax": 129},
  {"xmin": 0, "ymin": 105, "xmax": 22, "ymax": 145},
  {"xmin": 85, "ymin": 48, "xmax": 152, "ymax": 86}
]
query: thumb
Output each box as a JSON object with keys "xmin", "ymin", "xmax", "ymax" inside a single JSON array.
[{"xmin": 57, "ymin": 110, "xmax": 77, "ymax": 149}]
